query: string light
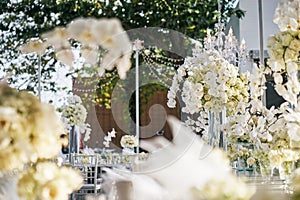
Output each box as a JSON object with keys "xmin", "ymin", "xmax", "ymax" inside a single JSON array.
[
  {"xmin": 72, "ymin": 47, "xmax": 183, "ymax": 94},
  {"xmin": 141, "ymin": 50, "xmax": 181, "ymax": 86},
  {"xmin": 73, "ymin": 88, "xmax": 96, "ymax": 93},
  {"xmin": 142, "ymin": 50, "xmax": 184, "ymax": 67}
]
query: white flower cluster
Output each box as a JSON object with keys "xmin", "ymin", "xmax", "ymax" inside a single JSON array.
[
  {"xmin": 223, "ymin": 64, "xmax": 296, "ymax": 164},
  {"xmin": 224, "ymin": 101, "xmax": 290, "ymax": 148},
  {"xmin": 184, "ymin": 110, "xmax": 210, "ymax": 142},
  {"xmin": 249, "ymin": 64, "xmax": 267, "ymax": 99},
  {"xmin": 273, "ymin": 0, "xmax": 300, "ymax": 32},
  {"xmin": 168, "ymin": 48, "xmax": 249, "ymax": 116},
  {"xmin": 61, "ymin": 94, "xmax": 91, "ymax": 142},
  {"xmin": 18, "ymin": 161, "xmax": 83, "ymax": 200},
  {"xmin": 103, "ymin": 128, "xmax": 117, "ymax": 148},
  {"xmin": 224, "ymin": 100, "xmax": 297, "ymax": 169},
  {"xmin": 267, "ymin": 0, "xmax": 300, "ymax": 149},
  {"xmin": 267, "ymin": 30, "xmax": 300, "ymax": 105},
  {"xmin": 268, "ymin": 149, "xmax": 298, "ymax": 168},
  {"xmin": 192, "ymin": 175, "xmax": 254, "ymax": 200},
  {"xmin": 0, "ymin": 85, "xmax": 83, "ymax": 200},
  {"xmin": 19, "ymin": 17, "xmax": 132, "ymax": 79},
  {"xmin": 0, "ymin": 85, "xmax": 63, "ymax": 171},
  {"xmin": 120, "ymin": 135, "xmax": 138, "ymax": 149},
  {"xmin": 62, "ymin": 104, "xmax": 86, "ymax": 126},
  {"xmin": 284, "ymin": 98, "xmax": 300, "ymax": 143}
]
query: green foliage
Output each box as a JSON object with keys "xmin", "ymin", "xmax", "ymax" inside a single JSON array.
[
  {"xmin": 0, "ymin": 0, "xmax": 244, "ymax": 107},
  {"xmin": 95, "ymin": 69, "xmax": 120, "ymax": 109}
]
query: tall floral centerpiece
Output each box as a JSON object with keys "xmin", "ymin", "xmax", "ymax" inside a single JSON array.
[
  {"xmin": 0, "ymin": 83, "xmax": 83, "ymax": 200},
  {"xmin": 266, "ymin": 0, "xmax": 300, "ymax": 149},
  {"xmin": 59, "ymin": 94, "xmax": 91, "ymax": 154},
  {"xmin": 221, "ymin": 0, "xmax": 300, "ymax": 177},
  {"xmin": 267, "ymin": 0, "xmax": 300, "ymax": 107},
  {"xmin": 167, "ymin": 46, "xmax": 249, "ymax": 147},
  {"xmin": 222, "ymin": 60, "xmax": 300, "ymax": 178}
]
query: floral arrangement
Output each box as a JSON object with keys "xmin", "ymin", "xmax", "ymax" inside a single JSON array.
[
  {"xmin": 266, "ymin": 0, "xmax": 300, "ymax": 152},
  {"xmin": 20, "ymin": 17, "xmax": 132, "ymax": 79},
  {"xmin": 225, "ymin": 100, "xmax": 298, "ymax": 170},
  {"xmin": 167, "ymin": 47, "xmax": 249, "ymax": 116},
  {"xmin": 267, "ymin": 30, "xmax": 300, "ymax": 106},
  {"xmin": 103, "ymin": 128, "xmax": 117, "ymax": 148},
  {"xmin": 265, "ymin": 0, "xmax": 300, "ymax": 106},
  {"xmin": 224, "ymin": 101, "xmax": 291, "ymax": 148},
  {"xmin": 167, "ymin": 47, "xmax": 249, "ymax": 144},
  {"xmin": 273, "ymin": 0, "xmax": 300, "ymax": 32},
  {"xmin": 18, "ymin": 161, "xmax": 83, "ymax": 200},
  {"xmin": 120, "ymin": 135, "xmax": 138, "ymax": 149},
  {"xmin": 221, "ymin": 0, "xmax": 300, "ymax": 177},
  {"xmin": 221, "ymin": 61, "xmax": 300, "ymax": 170},
  {"xmin": 191, "ymin": 175, "xmax": 254, "ymax": 200},
  {"xmin": 59, "ymin": 94, "xmax": 91, "ymax": 142},
  {"xmin": 0, "ymin": 84, "xmax": 83, "ymax": 199},
  {"xmin": 221, "ymin": 65, "xmax": 268, "ymax": 141}
]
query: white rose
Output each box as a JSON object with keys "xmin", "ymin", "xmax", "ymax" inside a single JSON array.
[
  {"xmin": 289, "ymin": 39, "xmax": 300, "ymax": 51},
  {"xmin": 284, "ymin": 48, "xmax": 298, "ymax": 62},
  {"xmin": 279, "ymin": 31, "xmax": 293, "ymax": 46}
]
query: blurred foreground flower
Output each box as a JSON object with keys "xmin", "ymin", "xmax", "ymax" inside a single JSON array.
[
  {"xmin": 0, "ymin": 83, "xmax": 83, "ymax": 199},
  {"xmin": 18, "ymin": 160, "xmax": 83, "ymax": 200},
  {"xmin": 0, "ymin": 84, "xmax": 63, "ymax": 171},
  {"xmin": 191, "ymin": 175, "xmax": 254, "ymax": 200},
  {"xmin": 19, "ymin": 17, "xmax": 132, "ymax": 79}
]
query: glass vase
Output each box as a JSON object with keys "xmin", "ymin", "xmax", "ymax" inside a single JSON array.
[
  {"xmin": 280, "ymin": 161, "xmax": 295, "ymax": 179},
  {"xmin": 69, "ymin": 125, "xmax": 80, "ymax": 162},
  {"xmin": 279, "ymin": 161, "xmax": 295, "ymax": 193},
  {"xmin": 208, "ymin": 109, "xmax": 226, "ymax": 150},
  {"xmin": 259, "ymin": 162, "xmax": 273, "ymax": 183}
]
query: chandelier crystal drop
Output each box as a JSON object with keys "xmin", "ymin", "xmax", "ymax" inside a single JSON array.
[{"xmin": 203, "ymin": 0, "xmax": 247, "ymax": 69}]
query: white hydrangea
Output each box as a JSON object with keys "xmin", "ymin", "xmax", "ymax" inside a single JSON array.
[{"xmin": 60, "ymin": 94, "xmax": 91, "ymax": 142}]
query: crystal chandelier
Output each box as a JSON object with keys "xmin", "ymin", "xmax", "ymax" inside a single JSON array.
[{"xmin": 203, "ymin": 0, "xmax": 247, "ymax": 69}]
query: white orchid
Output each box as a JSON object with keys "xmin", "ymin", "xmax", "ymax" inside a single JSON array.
[
  {"xmin": 167, "ymin": 49, "xmax": 250, "ymax": 142},
  {"xmin": 20, "ymin": 17, "xmax": 132, "ymax": 79},
  {"xmin": 267, "ymin": 1, "xmax": 300, "ymax": 107},
  {"xmin": 168, "ymin": 49, "xmax": 249, "ymax": 116},
  {"xmin": 18, "ymin": 38, "xmax": 47, "ymax": 54},
  {"xmin": 103, "ymin": 128, "xmax": 117, "ymax": 148},
  {"xmin": 273, "ymin": 0, "xmax": 300, "ymax": 32},
  {"xmin": 42, "ymin": 27, "xmax": 70, "ymax": 50}
]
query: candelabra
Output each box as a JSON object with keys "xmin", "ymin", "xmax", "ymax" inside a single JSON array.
[
  {"xmin": 203, "ymin": 0, "xmax": 247, "ymax": 69},
  {"xmin": 204, "ymin": 24, "xmax": 247, "ymax": 69}
]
